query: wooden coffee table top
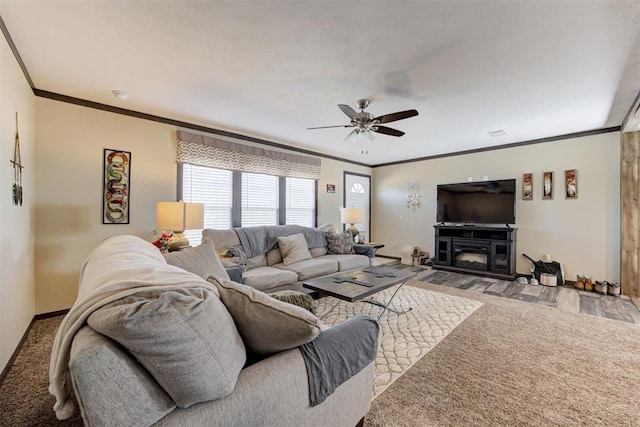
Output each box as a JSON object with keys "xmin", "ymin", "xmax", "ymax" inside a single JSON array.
[{"xmin": 303, "ymin": 267, "xmax": 416, "ymax": 302}]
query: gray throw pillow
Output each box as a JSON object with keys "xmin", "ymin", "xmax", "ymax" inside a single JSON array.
[
  {"xmin": 208, "ymin": 276, "xmax": 321, "ymax": 355},
  {"xmin": 164, "ymin": 240, "xmax": 230, "ymax": 280},
  {"xmin": 87, "ymin": 287, "xmax": 246, "ymax": 408},
  {"xmin": 326, "ymin": 232, "xmax": 355, "ymax": 254},
  {"xmin": 277, "ymin": 233, "xmax": 312, "ymax": 266}
]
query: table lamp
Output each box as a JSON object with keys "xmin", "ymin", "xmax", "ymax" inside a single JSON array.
[
  {"xmin": 156, "ymin": 201, "xmax": 205, "ymax": 251},
  {"xmin": 341, "ymin": 207, "xmax": 365, "ymax": 243}
]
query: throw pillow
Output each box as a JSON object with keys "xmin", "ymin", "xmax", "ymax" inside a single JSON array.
[
  {"xmin": 270, "ymin": 290, "xmax": 317, "ymax": 315},
  {"xmin": 87, "ymin": 287, "xmax": 246, "ymax": 408},
  {"xmin": 163, "ymin": 240, "xmax": 230, "ymax": 281},
  {"xmin": 277, "ymin": 233, "xmax": 312, "ymax": 266},
  {"xmin": 208, "ymin": 276, "xmax": 321, "ymax": 355},
  {"xmin": 326, "ymin": 231, "xmax": 355, "ymax": 254},
  {"xmin": 220, "ymin": 246, "xmax": 249, "ymax": 271}
]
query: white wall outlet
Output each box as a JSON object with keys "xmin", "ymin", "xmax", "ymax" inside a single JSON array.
[
  {"xmin": 393, "ymin": 242, "xmax": 398, "ymax": 248},
  {"xmin": 482, "ymin": 175, "xmax": 489, "ymax": 180},
  {"xmin": 467, "ymin": 176, "xmax": 473, "ymax": 182}
]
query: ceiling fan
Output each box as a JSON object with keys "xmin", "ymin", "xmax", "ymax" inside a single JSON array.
[{"xmin": 308, "ymin": 99, "xmax": 418, "ymax": 154}]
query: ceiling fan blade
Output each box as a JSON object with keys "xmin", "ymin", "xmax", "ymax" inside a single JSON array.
[
  {"xmin": 338, "ymin": 104, "xmax": 360, "ymax": 120},
  {"xmin": 373, "ymin": 109, "xmax": 419, "ymax": 124},
  {"xmin": 374, "ymin": 126, "xmax": 405, "ymax": 137},
  {"xmin": 307, "ymin": 124, "xmax": 353, "ymax": 130}
]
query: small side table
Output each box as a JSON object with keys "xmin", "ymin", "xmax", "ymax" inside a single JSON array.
[{"xmin": 363, "ymin": 243, "xmax": 385, "ymax": 254}]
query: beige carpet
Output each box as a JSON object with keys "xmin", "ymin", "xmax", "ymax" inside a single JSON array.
[
  {"xmin": 365, "ymin": 281, "xmax": 640, "ymax": 426},
  {"xmin": 316, "ymin": 285, "xmax": 482, "ymax": 397}
]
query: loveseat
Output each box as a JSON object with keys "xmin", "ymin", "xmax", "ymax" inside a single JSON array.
[
  {"xmin": 49, "ymin": 235, "xmax": 378, "ymax": 426},
  {"xmin": 203, "ymin": 224, "xmax": 373, "ymax": 293}
]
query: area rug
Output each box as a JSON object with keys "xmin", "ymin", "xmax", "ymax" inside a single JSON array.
[{"xmin": 315, "ymin": 284, "xmax": 483, "ymax": 397}]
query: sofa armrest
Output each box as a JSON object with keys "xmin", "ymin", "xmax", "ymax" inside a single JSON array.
[{"xmin": 155, "ymin": 346, "xmax": 374, "ymax": 427}]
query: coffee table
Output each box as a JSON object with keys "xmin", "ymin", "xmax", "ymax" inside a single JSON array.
[{"xmin": 303, "ymin": 266, "xmax": 417, "ymax": 319}]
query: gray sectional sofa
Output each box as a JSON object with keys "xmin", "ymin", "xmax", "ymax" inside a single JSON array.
[
  {"xmin": 203, "ymin": 224, "xmax": 373, "ymax": 293},
  {"xmin": 49, "ymin": 235, "xmax": 377, "ymax": 426}
]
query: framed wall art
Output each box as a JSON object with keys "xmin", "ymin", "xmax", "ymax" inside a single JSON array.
[
  {"xmin": 522, "ymin": 173, "xmax": 533, "ymax": 200},
  {"xmin": 103, "ymin": 149, "xmax": 131, "ymax": 224},
  {"xmin": 565, "ymin": 169, "xmax": 577, "ymax": 199},
  {"xmin": 542, "ymin": 171, "xmax": 553, "ymax": 200}
]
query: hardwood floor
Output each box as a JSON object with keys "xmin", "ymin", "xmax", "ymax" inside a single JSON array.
[{"xmin": 375, "ymin": 258, "xmax": 640, "ymax": 324}]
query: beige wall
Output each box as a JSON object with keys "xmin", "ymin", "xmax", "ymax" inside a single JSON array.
[
  {"xmin": 1, "ymin": 35, "xmax": 36, "ymax": 372},
  {"xmin": 34, "ymin": 98, "xmax": 367, "ymax": 313},
  {"xmin": 372, "ymin": 132, "xmax": 621, "ymax": 282}
]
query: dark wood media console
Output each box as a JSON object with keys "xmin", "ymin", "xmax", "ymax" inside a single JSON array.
[{"xmin": 433, "ymin": 225, "xmax": 517, "ymax": 280}]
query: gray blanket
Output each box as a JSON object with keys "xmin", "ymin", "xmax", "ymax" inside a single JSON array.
[
  {"xmin": 299, "ymin": 315, "xmax": 379, "ymax": 406},
  {"xmin": 235, "ymin": 225, "xmax": 328, "ymax": 258}
]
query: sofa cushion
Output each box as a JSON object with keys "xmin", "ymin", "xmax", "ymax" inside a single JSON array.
[
  {"xmin": 319, "ymin": 254, "xmax": 370, "ymax": 271},
  {"xmin": 163, "ymin": 241, "xmax": 230, "ymax": 281},
  {"xmin": 242, "ymin": 266, "xmax": 299, "ymax": 291},
  {"xmin": 326, "ymin": 232, "xmax": 355, "ymax": 254},
  {"xmin": 208, "ymin": 277, "xmax": 321, "ymax": 355},
  {"xmin": 87, "ymin": 287, "xmax": 246, "ymax": 408},
  {"xmin": 275, "ymin": 258, "xmax": 338, "ymax": 281},
  {"xmin": 277, "ymin": 233, "xmax": 312, "ymax": 266},
  {"xmin": 310, "ymin": 247, "xmax": 328, "ymax": 257},
  {"xmin": 247, "ymin": 253, "xmax": 267, "ymax": 269},
  {"xmin": 69, "ymin": 327, "xmax": 176, "ymax": 426},
  {"xmin": 266, "ymin": 247, "xmax": 283, "ymax": 266}
]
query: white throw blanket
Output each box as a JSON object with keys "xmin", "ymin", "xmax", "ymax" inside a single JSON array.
[{"xmin": 48, "ymin": 235, "xmax": 220, "ymax": 420}]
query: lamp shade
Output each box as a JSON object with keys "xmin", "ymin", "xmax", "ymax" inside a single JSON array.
[
  {"xmin": 156, "ymin": 201, "xmax": 204, "ymax": 231},
  {"xmin": 341, "ymin": 207, "xmax": 365, "ymax": 225}
]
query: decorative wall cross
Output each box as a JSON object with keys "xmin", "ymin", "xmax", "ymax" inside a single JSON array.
[{"xmin": 10, "ymin": 112, "xmax": 23, "ymax": 206}]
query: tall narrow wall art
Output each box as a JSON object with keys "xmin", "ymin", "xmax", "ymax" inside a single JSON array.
[{"xmin": 102, "ymin": 149, "xmax": 131, "ymax": 224}]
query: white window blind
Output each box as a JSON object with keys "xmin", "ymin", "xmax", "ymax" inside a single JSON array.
[
  {"xmin": 286, "ymin": 177, "xmax": 315, "ymax": 226},
  {"xmin": 241, "ymin": 173, "xmax": 279, "ymax": 227},
  {"xmin": 182, "ymin": 164, "xmax": 233, "ymax": 245}
]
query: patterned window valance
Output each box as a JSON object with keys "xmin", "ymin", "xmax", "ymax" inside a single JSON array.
[{"xmin": 176, "ymin": 130, "xmax": 321, "ymax": 180}]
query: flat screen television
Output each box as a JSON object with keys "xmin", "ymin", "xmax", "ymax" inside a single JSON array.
[{"xmin": 436, "ymin": 179, "xmax": 516, "ymax": 224}]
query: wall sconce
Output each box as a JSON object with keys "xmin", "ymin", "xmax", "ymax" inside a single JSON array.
[
  {"xmin": 407, "ymin": 182, "xmax": 420, "ymax": 212},
  {"xmin": 156, "ymin": 201, "xmax": 205, "ymax": 251}
]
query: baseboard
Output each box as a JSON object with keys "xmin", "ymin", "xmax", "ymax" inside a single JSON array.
[
  {"xmin": 0, "ymin": 308, "xmax": 70, "ymax": 387},
  {"xmin": 0, "ymin": 317, "xmax": 35, "ymax": 387},
  {"xmin": 34, "ymin": 309, "xmax": 69, "ymax": 320}
]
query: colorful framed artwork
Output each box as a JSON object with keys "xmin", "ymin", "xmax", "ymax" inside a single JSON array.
[
  {"xmin": 326, "ymin": 184, "xmax": 336, "ymax": 193},
  {"xmin": 565, "ymin": 169, "xmax": 577, "ymax": 199},
  {"xmin": 102, "ymin": 149, "xmax": 131, "ymax": 224},
  {"xmin": 522, "ymin": 173, "xmax": 533, "ymax": 200},
  {"xmin": 542, "ymin": 172, "xmax": 553, "ymax": 200}
]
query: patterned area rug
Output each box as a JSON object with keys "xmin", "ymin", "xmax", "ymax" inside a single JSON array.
[{"xmin": 316, "ymin": 283, "xmax": 482, "ymax": 397}]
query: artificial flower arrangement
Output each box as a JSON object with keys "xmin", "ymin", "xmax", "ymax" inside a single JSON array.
[{"xmin": 152, "ymin": 231, "xmax": 173, "ymax": 253}]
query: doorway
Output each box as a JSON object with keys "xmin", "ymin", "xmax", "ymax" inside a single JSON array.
[{"xmin": 343, "ymin": 172, "xmax": 371, "ymax": 243}]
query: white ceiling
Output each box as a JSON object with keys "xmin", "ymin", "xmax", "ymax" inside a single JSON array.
[{"xmin": 1, "ymin": 1, "xmax": 640, "ymax": 166}]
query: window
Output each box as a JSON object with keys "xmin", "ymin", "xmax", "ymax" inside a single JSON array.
[
  {"xmin": 182, "ymin": 164, "xmax": 233, "ymax": 244},
  {"xmin": 181, "ymin": 166, "xmax": 316, "ymax": 245},
  {"xmin": 351, "ymin": 182, "xmax": 365, "ymax": 193},
  {"xmin": 241, "ymin": 173, "xmax": 279, "ymax": 227},
  {"xmin": 286, "ymin": 177, "xmax": 315, "ymax": 227}
]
